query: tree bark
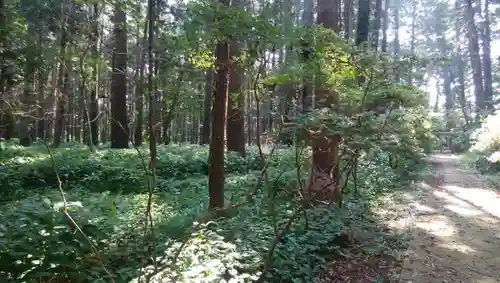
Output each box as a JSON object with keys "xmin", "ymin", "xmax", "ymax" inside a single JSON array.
[
  {"xmin": 200, "ymin": 70, "xmax": 213, "ymax": 144},
  {"xmin": 481, "ymin": 0, "xmax": 493, "ymax": 111},
  {"xmin": 343, "ymin": 0, "xmax": 354, "ymax": 40},
  {"xmin": 307, "ymin": 0, "xmax": 342, "ymax": 204},
  {"xmin": 465, "ymin": 0, "xmax": 485, "ymax": 114},
  {"xmin": 110, "ymin": 3, "xmax": 129, "ymax": 148},
  {"xmin": 53, "ymin": 24, "xmax": 68, "ymax": 148},
  {"xmin": 356, "ymin": 0, "xmax": 371, "ymax": 46},
  {"xmin": 88, "ymin": 3, "xmax": 100, "ymax": 146},
  {"xmin": 381, "ymin": 0, "xmax": 389, "ymax": 52},
  {"xmin": 208, "ymin": 0, "xmax": 230, "ymax": 211},
  {"xmin": 226, "ymin": 0, "xmax": 245, "ymax": 156},
  {"xmin": 371, "ymin": 0, "xmax": 382, "ymax": 49},
  {"xmin": 20, "ymin": 22, "xmax": 36, "ymax": 146}
]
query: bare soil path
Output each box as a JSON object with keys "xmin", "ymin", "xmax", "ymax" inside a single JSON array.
[{"xmin": 400, "ymin": 154, "xmax": 500, "ymax": 283}]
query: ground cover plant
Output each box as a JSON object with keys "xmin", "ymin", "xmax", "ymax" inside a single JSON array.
[{"xmin": 0, "ymin": 139, "xmax": 425, "ymax": 282}]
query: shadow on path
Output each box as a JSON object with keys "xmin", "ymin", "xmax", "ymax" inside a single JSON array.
[{"xmin": 400, "ymin": 154, "xmax": 500, "ymax": 283}]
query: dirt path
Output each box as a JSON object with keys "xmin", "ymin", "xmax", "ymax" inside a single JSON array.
[{"xmin": 400, "ymin": 154, "xmax": 500, "ymax": 283}]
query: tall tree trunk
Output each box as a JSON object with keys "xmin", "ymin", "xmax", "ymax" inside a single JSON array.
[
  {"xmin": 301, "ymin": 0, "xmax": 314, "ymax": 112},
  {"xmin": 20, "ymin": 22, "xmax": 36, "ymax": 146},
  {"xmin": 381, "ymin": 0, "xmax": 389, "ymax": 52},
  {"xmin": 200, "ymin": 70, "xmax": 213, "ymax": 144},
  {"xmin": 371, "ymin": 0, "xmax": 382, "ymax": 49},
  {"xmin": 393, "ymin": 0, "xmax": 400, "ymax": 82},
  {"xmin": 36, "ymin": 69, "xmax": 47, "ymax": 139},
  {"xmin": 53, "ymin": 24, "xmax": 68, "ymax": 148},
  {"xmin": 226, "ymin": 0, "xmax": 246, "ymax": 156},
  {"xmin": 481, "ymin": 0, "xmax": 493, "ymax": 111},
  {"xmin": 153, "ymin": 0, "xmax": 162, "ymax": 145},
  {"xmin": 110, "ymin": 3, "xmax": 129, "ymax": 148},
  {"xmin": 408, "ymin": 0, "xmax": 416, "ymax": 85},
  {"xmin": 343, "ymin": 0, "xmax": 354, "ymax": 40},
  {"xmin": 465, "ymin": 0, "xmax": 485, "ymax": 114},
  {"xmin": 0, "ymin": 0, "xmax": 4, "ymax": 142},
  {"xmin": 308, "ymin": 0, "xmax": 342, "ymax": 204},
  {"xmin": 356, "ymin": 0, "xmax": 371, "ymax": 46},
  {"xmin": 443, "ymin": 66, "xmax": 454, "ymax": 129},
  {"xmin": 208, "ymin": 0, "xmax": 230, "ymax": 211},
  {"xmin": 162, "ymin": 72, "xmax": 183, "ymax": 145},
  {"xmin": 88, "ymin": 3, "xmax": 100, "ymax": 146},
  {"xmin": 455, "ymin": 1, "xmax": 469, "ymax": 126},
  {"xmin": 279, "ymin": 0, "xmax": 294, "ymax": 119},
  {"xmin": 134, "ymin": 17, "xmax": 148, "ymax": 147}
]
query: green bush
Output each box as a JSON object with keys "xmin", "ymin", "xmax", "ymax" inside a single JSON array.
[
  {"xmin": 0, "ymin": 142, "xmax": 424, "ymax": 282},
  {"xmin": 0, "ymin": 144, "xmax": 270, "ymax": 201}
]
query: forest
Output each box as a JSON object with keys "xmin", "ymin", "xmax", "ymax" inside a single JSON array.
[{"xmin": 0, "ymin": 0, "xmax": 500, "ymax": 282}]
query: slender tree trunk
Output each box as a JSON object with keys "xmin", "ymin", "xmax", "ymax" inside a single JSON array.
[
  {"xmin": 481, "ymin": 0, "xmax": 493, "ymax": 111},
  {"xmin": 465, "ymin": 0, "xmax": 485, "ymax": 114},
  {"xmin": 88, "ymin": 3, "xmax": 100, "ymax": 146},
  {"xmin": 0, "ymin": 0, "xmax": 5, "ymax": 142},
  {"xmin": 343, "ymin": 0, "xmax": 354, "ymax": 39},
  {"xmin": 200, "ymin": 70, "xmax": 213, "ymax": 145},
  {"xmin": 36, "ymin": 70, "xmax": 48, "ymax": 139},
  {"xmin": 381, "ymin": 0, "xmax": 389, "ymax": 52},
  {"xmin": 53, "ymin": 23, "xmax": 68, "ymax": 148},
  {"xmin": 134, "ymin": 18, "xmax": 148, "ymax": 146},
  {"xmin": 110, "ymin": 3, "xmax": 129, "ymax": 148},
  {"xmin": 455, "ymin": 1, "xmax": 470, "ymax": 126},
  {"xmin": 408, "ymin": 0, "xmax": 416, "ymax": 85},
  {"xmin": 20, "ymin": 22, "xmax": 37, "ymax": 146},
  {"xmin": 162, "ymin": 72, "xmax": 183, "ymax": 145},
  {"xmin": 226, "ymin": 0, "xmax": 245, "ymax": 156},
  {"xmin": 443, "ymin": 66, "xmax": 454, "ymax": 129},
  {"xmin": 371, "ymin": 0, "xmax": 382, "ymax": 49},
  {"xmin": 246, "ymin": 83, "xmax": 252, "ymax": 145},
  {"xmin": 307, "ymin": 0, "xmax": 342, "ymax": 204},
  {"xmin": 147, "ymin": 0, "xmax": 158, "ymax": 167},
  {"xmin": 301, "ymin": 0, "xmax": 314, "ymax": 112},
  {"xmin": 208, "ymin": 0, "xmax": 230, "ymax": 211},
  {"xmin": 356, "ymin": 0, "xmax": 371, "ymax": 46},
  {"xmin": 393, "ymin": 0, "xmax": 400, "ymax": 82}
]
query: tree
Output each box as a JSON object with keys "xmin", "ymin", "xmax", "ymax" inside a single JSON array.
[
  {"xmin": 110, "ymin": 2, "xmax": 129, "ymax": 148},
  {"xmin": 200, "ymin": 70, "xmax": 213, "ymax": 145},
  {"xmin": 88, "ymin": 3, "xmax": 100, "ymax": 146},
  {"xmin": 356, "ymin": 0, "xmax": 371, "ymax": 46},
  {"xmin": 208, "ymin": 0, "xmax": 231, "ymax": 211},
  {"xmin": 226, "ymin": 0, "xmax": 246, "ymax": 156},
  {"xmin": 53, "ymin": 14, "xmax": 69, "ymax": 148},
  {"xmin": 371, "ymin": 0, "xmax": 383, "ymax": 49},
  {"xmin": 381, "ymin": 0, "xmax": 389, "ymax": 52},
  {"xmin": 481, "ymin": 0, "xmax": 493, "ymax": 111},
  {"xmin": 464, "ymin": 0, "xmax": 485, "ymax": 114},
  {"xmin": 307, "ymin": 0, "xmax": 342, "ymax": 204}
]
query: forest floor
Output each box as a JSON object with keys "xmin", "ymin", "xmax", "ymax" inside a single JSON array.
[{"xmin": 399, "ymin": 154, "xmax": 500, "ymax": 282}]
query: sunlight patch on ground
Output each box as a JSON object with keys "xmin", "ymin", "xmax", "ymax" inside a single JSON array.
[
  {"xmin": 431, "ymin": 154, "xmax": 461, "ymax": 160},
  {"xmin": 432, "ymin": 190, "xmax": 483, "ymax": 217},
  {"xmin": 441, "ymin": 185, "xmax": 500, "ymax": 218},
  {"xmin": 410, "ymin": 203, "xmax": 436, "ymax": 213},
  {"xmin": 433, "ymin": 189, "xmax": 470, "ymax": 206},
  {"xmin": 474, "ymin": 279, "xmax": 500, "ymax": 283},
  {"xmin": 415, "ymin": 216, "xmax": 456, "ymax": 238},
  {"xmin": 444, "ymin": 204, "xmax": 483, "ymax": 216},
  {"xmin": 437, "ymin": 241, "xmax": 476, "ymax": 254}
]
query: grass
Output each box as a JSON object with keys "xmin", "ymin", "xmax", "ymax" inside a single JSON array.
[{"xmin": 0, "ymin": 141, "xmax": 423, "ymax": 282}]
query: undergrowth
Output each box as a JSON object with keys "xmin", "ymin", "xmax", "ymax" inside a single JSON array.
[
  {"xmin": 0, "ymin": 141, "xmax": 424, "ymax": 282},
  {"xmin": 462, "ymin": 111, "xmax": 500, "ymax": 188}
]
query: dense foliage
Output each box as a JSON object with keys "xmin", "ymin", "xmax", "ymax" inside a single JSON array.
[
  {"xmin": 465, "ymin": 111, "xmax": 500, "ymax": 177},
  {"xmin": 0, "ymin": 132, "xmax": 427, "ymax": 282}
]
